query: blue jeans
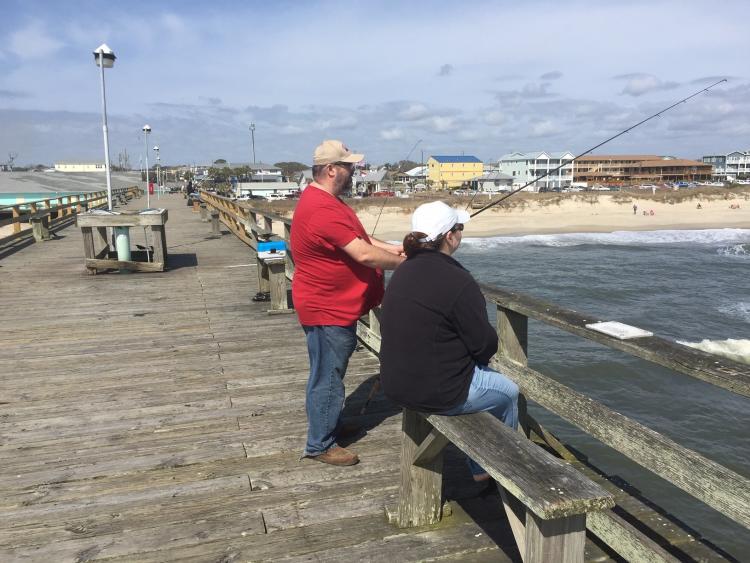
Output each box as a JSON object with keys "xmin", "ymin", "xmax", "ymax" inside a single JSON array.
[
  {"xmin": 302, "ymin": 324, "xmax": 358, "ymax": 456},
  {"xmin": 438, "ymin": 364, "xmax": 519, "ymax": 477}
]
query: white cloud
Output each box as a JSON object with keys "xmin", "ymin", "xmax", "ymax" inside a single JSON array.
[
  {"xmin": 380, "ymin": 128, "xmax": 404, "ymax": 140},
  {"xmin": 530, "ymin": 120, "xmax": 561, "ymax": 137},
  {"xmin": 615, "ymin": 73, "xmax": 679, "ymax": 97},
  {"xmin": 399, "ymin": 103, "xmax": 430, "ymax": 120},
  {"xmin": 430, "ymin": 116, "xmax": 458, "ymax": 132},
  {"xmin": 314, "ymin": 115, "xmax": 358, "ymax": 129},
  {"xmin": 9, "ymin": 22, "xmax": 63, "ymax": 59},
  {"xmin": 484, "ymin": 111, "xmax": 505, "ymax": 126}
]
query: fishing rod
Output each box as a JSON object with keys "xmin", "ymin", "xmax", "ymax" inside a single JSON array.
[
  {"xmin": 467, "ymin": 78, "xmax": 727, "ymax": 218},
  {"xmin": 370, "ymin": 138, "xmax": 422, "ymax": 237}
]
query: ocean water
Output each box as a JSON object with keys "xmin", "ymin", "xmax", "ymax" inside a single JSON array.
[{"xmin": 458, "ymin": 228, "xmax": 750, "ymax": 559}]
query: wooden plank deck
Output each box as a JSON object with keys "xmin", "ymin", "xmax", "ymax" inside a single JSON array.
[{"xmin": 0, "ymin": 194, "xmax": 618, "ymax": 562}]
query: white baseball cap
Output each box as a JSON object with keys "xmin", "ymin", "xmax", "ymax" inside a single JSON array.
[{"xmin": 411, "ymin": 201, "xmax": 470, "ymax": 242}]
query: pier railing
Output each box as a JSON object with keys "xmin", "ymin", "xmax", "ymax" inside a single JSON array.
[
  {"xmin": 200, "ymin": 190, "xmax": 749, "ymax": 561},
  {"xmin": 0, "ymin": 186, "xmax": 142, "ymax": 245}
]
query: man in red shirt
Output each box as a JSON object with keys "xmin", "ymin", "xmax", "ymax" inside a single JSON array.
[{"xmin": 291, "ymin": 140, "xmax": 404, "ymax": 466}]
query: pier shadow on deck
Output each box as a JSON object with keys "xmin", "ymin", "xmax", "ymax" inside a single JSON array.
[{"xmin": 0, "ymin": 194, "xmax": 621, "ymax": 562}]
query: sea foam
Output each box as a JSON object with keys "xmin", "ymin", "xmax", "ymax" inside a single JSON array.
[
  {"xmin": 677, "ymin": 339, "xmax": 750, "ymax": 365},
  {"xmin": 718, "ymin": 302, "xmax": 750, "ymax": 323},
  {"xmin": 462, "ymin": 228, "xmax": 750, "ymax": 249}
]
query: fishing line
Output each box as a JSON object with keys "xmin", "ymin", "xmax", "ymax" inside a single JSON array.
[
  {"xmin": 466, "ymin": 78, "xmax": 727, "ymax": 218},
  {"xmin": 370, "ymin": 138, "xmax": 422, "ymax": 237}
]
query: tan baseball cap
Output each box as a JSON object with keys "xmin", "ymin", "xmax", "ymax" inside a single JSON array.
[{"xmin": 313, "ymin": 140, "xmax": 364, "ymax": 165}]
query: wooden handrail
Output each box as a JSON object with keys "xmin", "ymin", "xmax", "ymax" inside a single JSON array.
[
  {"xmin": 481, "ymin": 284, "xmax": 750, "ymax": 398},
  {"xmin": 0, "ymin": 186, "xmax": 141, "ymax": 244}
]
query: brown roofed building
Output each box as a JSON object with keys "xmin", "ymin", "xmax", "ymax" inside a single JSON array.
[{"xmin": 574, "ymin": 155, "xmax": 712, "ymax": 184}]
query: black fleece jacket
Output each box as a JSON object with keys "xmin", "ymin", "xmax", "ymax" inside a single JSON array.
[{"xmin": 379, "ymin": 249, "xmax": 498, "ymax": 412}]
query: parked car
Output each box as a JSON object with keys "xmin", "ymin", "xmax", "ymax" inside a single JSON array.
[
  {"xmin": 372, "ymin": 190, "xmax": 395, "ymax": 197},
  {"xmin": 265, "ymin": 193, "xmax": 286, "ymax": 201}
]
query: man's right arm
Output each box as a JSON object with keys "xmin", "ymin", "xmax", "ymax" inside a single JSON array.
[{"xmin": 341, "ymin": 237, "xmax": 405, "ymax": 270}]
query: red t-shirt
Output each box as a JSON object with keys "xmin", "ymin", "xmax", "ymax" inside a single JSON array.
[{"xmin": 290, "ymin": 185, "xmax": 384, "ymax": 326}]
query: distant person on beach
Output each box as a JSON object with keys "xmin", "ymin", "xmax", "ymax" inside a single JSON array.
[
  {"xmin": 291, "ymin": 140, "xmax": 405, "ymax": 467},
  {"xmin": 379, "ymin": 201, "xmax": 519, "ymax": 485},
  {"xmin": 697, "ymin": 203, "xmax": 703, "ymax": 209},
  {"xmin": 633, "ymin": 203, "xmax": 638, "ymax": 215}
]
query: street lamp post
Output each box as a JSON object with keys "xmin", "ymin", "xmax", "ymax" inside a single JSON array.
[
  {"xmin": 93, "ymin": 43, "xmax": 116, "ymax": 211},
  {"xmin": 249, "ymin": 122, "xmax": 256, "ymax": 164},
  {"xmin": 153, "ymin": 145, "xmax": 160, "ymax": 199},
  {"xmin": 143, "ymin": 125, "xmax": 151, "ymax": 207}
]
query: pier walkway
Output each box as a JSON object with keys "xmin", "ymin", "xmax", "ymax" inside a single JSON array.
[{"xmin": 1, "ymin": 194, "xmax": 550, "ymax": 562}]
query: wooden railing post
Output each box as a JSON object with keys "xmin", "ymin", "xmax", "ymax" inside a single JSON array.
[
  {"xmin": 210, "ymin": 210, "xmax": 220, "ymax": 236},
  {"xmin": 11, "ymin": 206, "xmax": 21, "ymax": 233},
  {"xmin": 389, "ymin": 409, "xmax": 444, "ymax": 528},
  {"xmin": 497, "ymin": 305, "xmax": 529, "ymax": 438}
]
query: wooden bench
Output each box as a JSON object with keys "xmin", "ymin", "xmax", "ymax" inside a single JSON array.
[
  {"xmin": 388, "ymin": 409, "xmax": 614, "ymax": 562},
  {"xmin": 29, "ymin": 211, "xmax": 52, "ymax": 242},
  {"xmin": 77, "ymin": 210, "xmax": 169, "ymax": 274}
]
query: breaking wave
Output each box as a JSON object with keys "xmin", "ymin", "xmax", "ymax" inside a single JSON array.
[
  {"xmin": 463, "ymin": 229, "xmax": 750, "ymax": 249},
  {"xmin": 677, "ymin": 339, "xmax": 750, "ymax": 365}
]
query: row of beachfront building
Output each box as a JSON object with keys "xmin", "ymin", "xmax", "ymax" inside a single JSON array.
[
  {"xmin": 411, "ymin": 150, "xmax": 750, "ymax": 191},
  {"xmin": 48, "ymin": 149, "xmax": 749, "ymax": 195}
]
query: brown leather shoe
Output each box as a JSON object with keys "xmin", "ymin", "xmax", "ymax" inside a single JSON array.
[{"xmin": 311, "ymin": 446, "xmax": 359, "ymax": 466}]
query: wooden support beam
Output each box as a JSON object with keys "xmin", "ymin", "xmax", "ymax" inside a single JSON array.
[{"xmin": 412, "ymin": 427, "xmax": 450, "ymax": 467}]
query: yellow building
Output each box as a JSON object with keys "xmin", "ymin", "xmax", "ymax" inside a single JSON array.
[{"xmin": 427, "ymin": 155, "xmax": 483, "ymax": 189}]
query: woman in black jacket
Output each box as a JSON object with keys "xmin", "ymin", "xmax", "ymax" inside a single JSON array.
[{"xmin": 380, "ymin": 201, "xmax": 518, "ymax": 482}]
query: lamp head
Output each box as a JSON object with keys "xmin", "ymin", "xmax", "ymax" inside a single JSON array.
[
  {"xmin": 143, "ymin": 124, "xmax": 151, "ymax": 133},
  {"xmin": 250, "ymin": 122, "xmax": 255, "ymax": 131},
  {"xmin": 153, "ymin": 145, "xmax": 159, "ymax": 151},
  {"xmin": 93, "ymin": 43, "xmax": 116, "ymax": 68}
]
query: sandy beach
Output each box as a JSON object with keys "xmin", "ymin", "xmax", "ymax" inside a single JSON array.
[{"xmin": 351, "ymin": 191, "xmax": 750, "ymax": 241}]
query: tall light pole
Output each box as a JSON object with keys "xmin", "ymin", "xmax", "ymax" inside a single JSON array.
[
  {"xmin": 153, "ymin": 145, "xmax": 160, "ymax": 199},
  {"xmin": 143, "ymin": 125, "xmax": 151, "ymax": 207},
  {"xmin": 249, "ymin": 122, "xmax": 256, "ymax": 164},
  {"xmin": 93, "ymin": 43, "xmax": 116, "ymax": 211}
]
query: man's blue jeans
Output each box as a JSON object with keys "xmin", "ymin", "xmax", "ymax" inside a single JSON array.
[
  {"xmin": 302, "ymin": 324, "xmax": 358, "ymax": 457},
  {"xmin": 438, "ymin": 364, "xmax": 519, "ymax": 477}
]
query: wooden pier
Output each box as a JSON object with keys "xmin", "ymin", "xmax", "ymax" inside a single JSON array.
[{"xmin": 1, "ymin": 191, "xmax": 747, "ymax": 561}]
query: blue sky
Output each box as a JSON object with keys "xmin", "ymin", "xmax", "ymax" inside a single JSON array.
[{"xmin": 1, "ymin": 0, "xmax": 748, "ymax": 167}]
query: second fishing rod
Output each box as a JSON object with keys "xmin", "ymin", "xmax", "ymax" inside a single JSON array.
[{"xmin": 466, "ymin": 78, "xmax": 727, "ymax": 218}]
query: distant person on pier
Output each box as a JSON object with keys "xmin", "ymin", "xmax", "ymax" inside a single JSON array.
[
  {"xmin": 379, "ymin": 201, "xmax": 519, "ymax": 485},
  {"xmin": 291, "ymin": 140, "xmax": 405, "ymax": 467}
]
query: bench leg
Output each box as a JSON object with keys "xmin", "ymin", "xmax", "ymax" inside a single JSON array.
[
  {"xmin": 81, "ymin": 227, "xmax": 97, "ymax": 275},
  {"xmin": 390, "ymin": 409, "xmax": 444, "ymax": 528},
  {"xmin": 256, "ymin": 258, "xmax": 270, "ymax": 294},
  {"xmin": 525, "ymin": 512, "xmax": 586, "ymax": 563}
]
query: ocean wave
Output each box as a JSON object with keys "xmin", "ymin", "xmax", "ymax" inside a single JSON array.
[
  {"xmin": 677, "ymin": 339, "xmax": 750, "ymax": 365},
  {"xmin": 717, "ymin": 243, "xmax": 750, "ymax": 258},
  {"xmin": 718, "ymin": 302, "xmax": 750, "ymax": 323},
  {"xmin": 462, "ymin": 229, "xmax": 750, "ymax": 249}
]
